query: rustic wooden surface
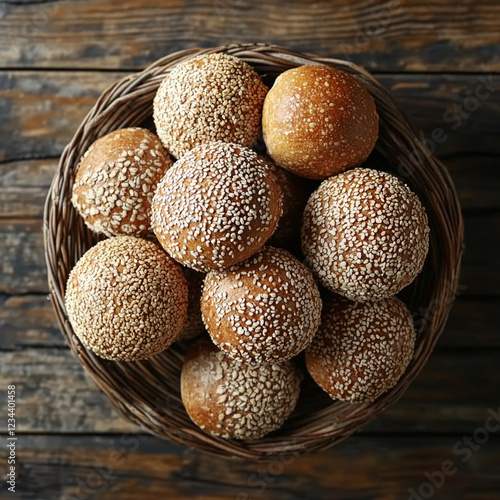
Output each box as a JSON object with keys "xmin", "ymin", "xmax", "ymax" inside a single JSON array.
[{"xmin": 0, "ymin": 0, "xmax": 499, "ymax": 498}]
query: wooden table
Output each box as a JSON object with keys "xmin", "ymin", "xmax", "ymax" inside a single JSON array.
[{"xmin": 1, "ymin": 1, "xmax": 499, "ymax": 498}]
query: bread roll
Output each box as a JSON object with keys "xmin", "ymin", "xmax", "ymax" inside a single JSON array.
[
  {"xmin": 65, "ymin": 236, "xmax": 188, "ymax": 361},
  {"xmin": 306, "ymin": 295, "xmax": 416, "ymax": 403},
  {"xmin": 262, "ymin": 65, "xmax": 378, "ymax": 179},
  {"xmin": 72, "ymin": 128, "xmax": 172, "ymax": 237},
  {"xmin": 181, "ymin": 341, "xmax": 301, "ymax": 439},
  {"xmin": 152, "ymin": 142, "xmax": 282, "ymax": 272},
  {"xmin": 154, "ymin": 53, "xmax": 267, "ymax": 159},
  {"xmin": 302, "ymin": 168, "xmax": 430, "ymax": 301},
  {"xmin": 201, "ymin": 246, "xmax": 322, "ymax": 365}
]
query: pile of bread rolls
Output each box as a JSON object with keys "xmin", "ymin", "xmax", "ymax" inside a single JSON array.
[{"xmin": 66, "ymin": 53, "xmax": 430, "ymax": 441}]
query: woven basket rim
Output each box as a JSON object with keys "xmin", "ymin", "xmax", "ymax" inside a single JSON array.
[{"xmin": 43, "ymin": 43, "xmax": 464, "ymax": 461}]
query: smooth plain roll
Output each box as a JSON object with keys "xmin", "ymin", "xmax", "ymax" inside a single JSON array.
[{"xmin": 262, "ymin": 65, "xmax": 378, "ymax": 179}]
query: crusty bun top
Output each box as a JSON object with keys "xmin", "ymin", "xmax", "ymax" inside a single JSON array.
[
  {"xmin": 71, "ymin": 127, "xmax": 172, "ymax": 237},
  {"xmin": 65, "ymin": 236, "xmax": 188, "ymax": 361},
  {"xmin": 153, "ymin": 53, "xmax": 268, "ymax": 159},
  {"xmin": 201, "ymin": 246, "xmax": 322, "ymax": 365},
  {"xmin": 262, "ymin": 65, "xmax": 378, "ymax": 179},
  {"xmin": 152, "ymin": 142, "xmax": 282, "ymax": 272},
  {"xmin": 181, "ymin": 341, "xmax": 301, "ymax": 440},
  {"xmin": 306, "ymin": 295, "xmax": 416, "ymax": 403}
]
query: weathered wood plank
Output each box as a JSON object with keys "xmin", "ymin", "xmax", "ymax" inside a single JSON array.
[
  {"xmin": 443, "ymin": 153, "xmax": 500, "ymax": 210},
  {"xmin": 0, "ymin": 212, "xmax": 492, "ymax": 295},
  {"xmin": 0, "ymin": 349, "xmax": 137, "ymax": 434},
  {"xmin": 460, "ymin": 212, "xmax": 500, "ymax": 296},
  {"xmin": 365, "ymin": 350, "xmax": 500, "ymax": 433},
  {"xmin": 0, "ymin": 294, "xmax": 63, "ymax": 347},
  {"xmin": 0, "ymin": 219, "xmax": 46, "ymax": 294},
  {"xmin": 0, "ymin": 71, "xmax": 121, "ymax": 163},
  {"xmin": 5, "ymin": 434, "xmax": 500, "ymax": 499},
  {"xmin": 1, "ymin": 295, "xmax": 497, "ymax": 349},
  {"xmin": 1, "ymin": 71, "xmax": 499, "ymax": 163},
  {"xmin": 1, "ymin": 348, "xmax": 498, "ymax": 434},
  {"xmin": 379, "ymin": 74, "xmax": 500, "ymax": 157},
  {"xmin": 439, "ymin": 298, "xmax": 500, "ymax": 348},
  {"xmin": 1, "ymin": 0, "xmax": 500, "ymax": 72},
  {"xmin": 0, "ymin": 158, "xmax": 56, "ymax": 217}
]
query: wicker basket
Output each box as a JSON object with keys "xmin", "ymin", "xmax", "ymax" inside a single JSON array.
[{"xmin": 43, "ymin": 43, "xmax": 464, "ymax": 460}]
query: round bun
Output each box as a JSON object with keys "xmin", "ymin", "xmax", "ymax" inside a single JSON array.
[
  {"xmin": 262, "ymin": 65, "xmax": 378, "ymax": 179},
  {"xmin": 65, "ymin": 236, "xmax": 188, "ymax": 361},
  {"xmin": 201, "ymin": 246, "xmax": 322, "ymax": 365},
  {"xmin": 302, "ymin": 168, "xmax": 430, "ymax": 301},
  {"xmin": 152, "ymin": 142, "xmax": 282, "ymax": 272},
  {"xmin": 181, "ymin": 341, "xmax": 301, "ymax": 440},
  {"xmin": 71, "ymin": 128, "xmax": 172, "ymax": 237},
  {"xmin": 305, "ymin": 295, "xmax": 416, "ymax": 403},
  {"xmin": 153, "ymin": 53, "xmax": 268, "ymax": 159},
  {"xmin": 177, "ymin": 268, "xmax": 205, "ymax": 341}
]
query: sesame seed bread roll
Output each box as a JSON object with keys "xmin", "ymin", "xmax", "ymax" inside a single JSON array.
[
  {"xmin": 181, "ymin": 341, "xmax": 301, "ymax": 440},
  {"xmin": 151, "ymin": 142, "xmax": 282, "ymax": 272},
  {"xmin": 153, "ymin": 53, "xmax": 268, "ymax": 159},
  {"xmin": 262, "ymin": 65, "xmax": 378, "ymax": 179},
  {"xmin": 201, "ymin": 246, "xmax": 322, "ymax": 365},
  {"xmin": 305, "ymin": 296, "xmax": 416, "ymax": 403},
  {"xmin": 65, "ymin": 236, "xmax": 188, "ymax": 361},
  {"xmin": 302, "ymin": 168, "xmax": 430, "ymax": 301},
  {"xmin": 71, "ymin": 128, "xmax": 172, "ymax": 237}
]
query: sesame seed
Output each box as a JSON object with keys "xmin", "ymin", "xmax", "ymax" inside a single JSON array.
[
  {"xmin": 153, "ymin": 53, "xmax": 268, "ymax": 159},
  {"xmin": 301, "ymin": 168, "xmax": 430, "ymax": 301}
]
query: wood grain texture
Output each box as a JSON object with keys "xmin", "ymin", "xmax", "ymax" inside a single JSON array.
[
  {"xmin": 0, "ymin": 212, "xmax": 493, "ymax": 295},
  {"xmin": 1, "ymin": 0, "xmax": 500, "ymax": 72},
  {"xmin": 1, "ymin": 71, "xmax": 500, "ymax": 163},
  {"xmin": 0, "ymin": 0, "xmax": 497, "ymax": 494},
  {"xmin": 5, "ymin": 434, "xmax": 500, "ymax": 499},
  {"xmin": 1, "ymin": 348, "xmax": 498, "ymax": 434},
  {"xmin": 0, "ymin": 349, "xmax": 138, "ymax": 434},
  {"xmin": 443, "ymin": 153, "xmax": 500, "ymax": 210},
  {"xmin": 440, "ymin": 298, "xmax": 500, "ymax": 347},
  {"xmin": 0, "ymin": 219, "xmax": 46, "ymax": 294},
  {"xmin": 460, "ymin": 213, "xmax": 500, "ymax": 296},
  {"xmin": 0, "ymin": 158, "xmax": 56, "ymax": 217},
  {"xmin": 1, "ymin": 295, "xmax": 498, "ymax": 349},
  {"xmin": 0, "ymin": 294, "xmax": 61, "ymax": 348}
]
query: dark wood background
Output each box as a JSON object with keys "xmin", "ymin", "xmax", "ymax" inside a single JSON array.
[{"xmin": 0, "ymin": 1, "xmax": 499, "ymax": 498}]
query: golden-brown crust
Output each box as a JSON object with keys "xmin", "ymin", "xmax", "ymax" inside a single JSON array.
[
  {"xmin": 71, "ymin": 128, "xmax": 172, "ymax": 237},
  {"xmin": 201, "ymin": 246, "xmax": 322, "ymax": 365},
  {"xmin": 181, "ymin": 341, "xmax": 301, "ymax": 440},
  {"xmin": 153, "ymin": 53, "xmax": 268, "ymax": 159},
  {"xmin": 302, "ymin": 168, "xmax": 430, "ymax": 301},
  {"xmin": 305, "ymin": 295, "xmax": 416, "ymax": 403},
  {"xmin": 262, "ymin": 65, "xmax": 378, "ymax": 179},
  {"xmin": 65, "ymin": 236, "xmax": 188, "ymax": 361},
  {"xmin": 152, "ymin": 142, "xmax": 282, "ymax": 272}
]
